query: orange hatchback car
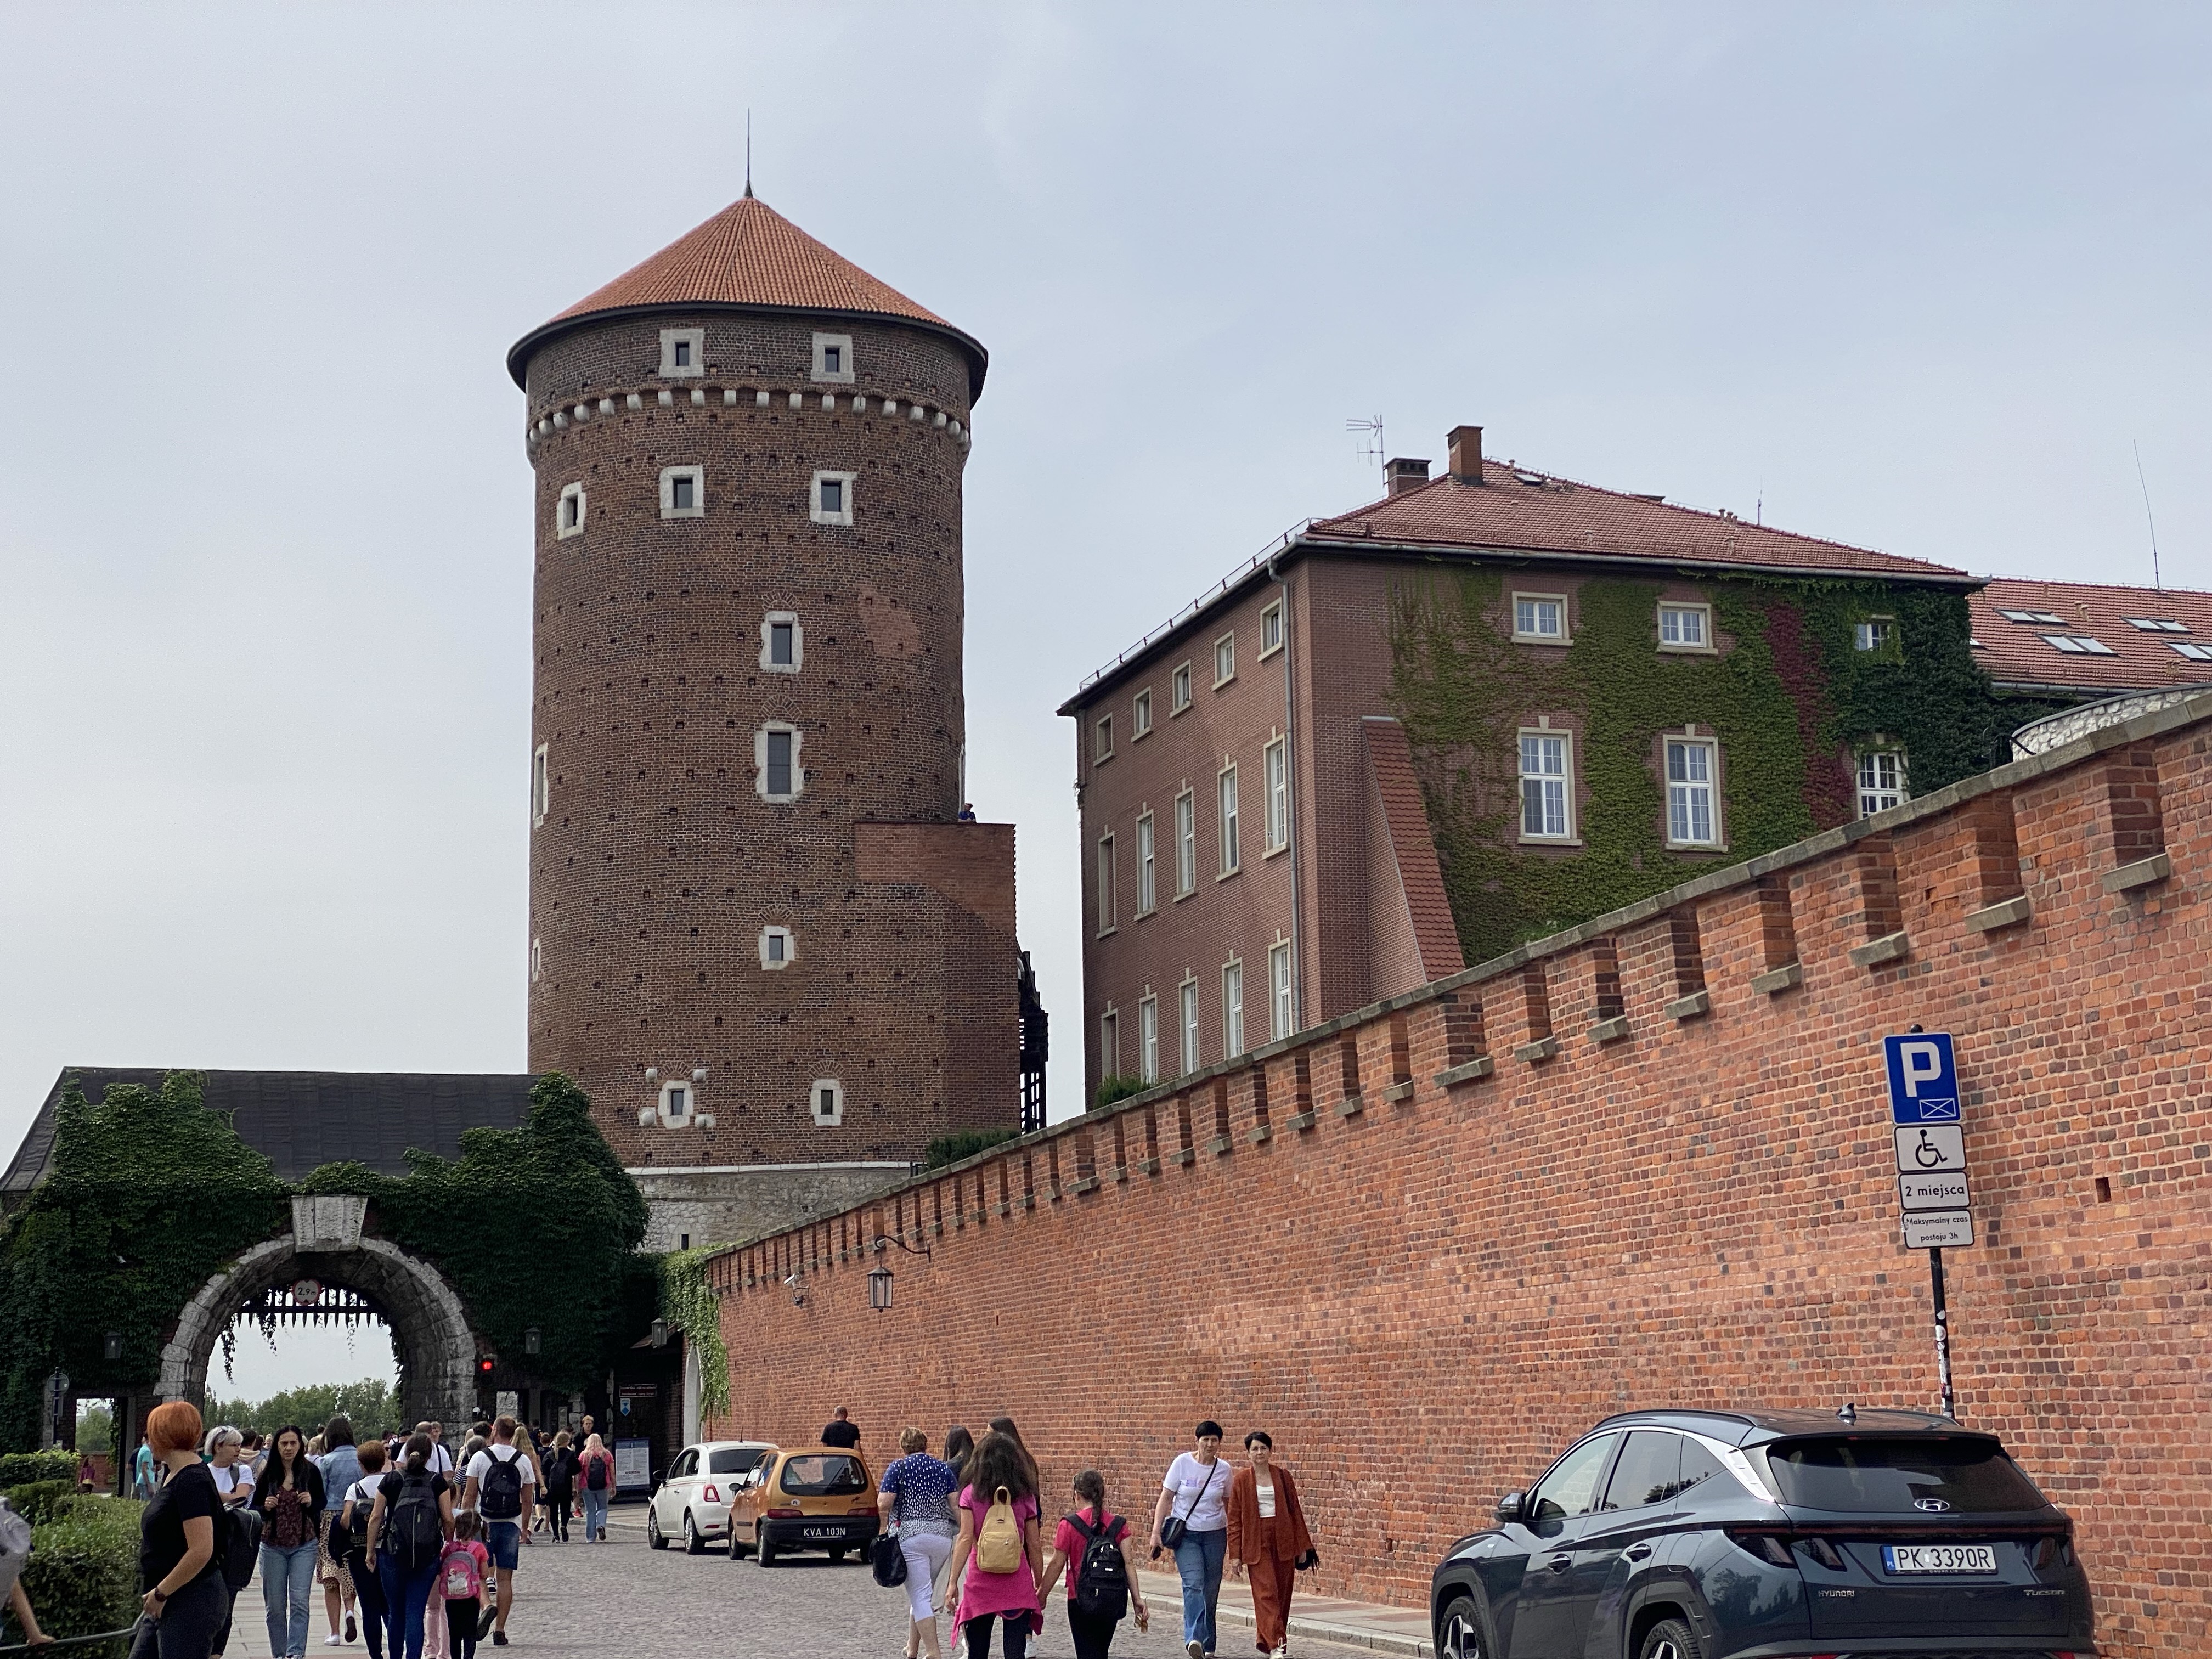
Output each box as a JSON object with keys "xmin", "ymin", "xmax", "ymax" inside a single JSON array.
[{"xmin": 725, "ymin": 1447, "xmax": 879, "ymax": 1566}]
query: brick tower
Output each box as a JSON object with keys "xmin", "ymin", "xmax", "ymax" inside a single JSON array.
[{"xmin": 508, "ymin": 194, "xmax": 1020, "ymax": 1249}]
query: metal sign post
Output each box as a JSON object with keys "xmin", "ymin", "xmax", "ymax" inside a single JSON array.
[{"xmin": 1884, "ymin": 1031, "xmax": 1973, "ymax": 1420}]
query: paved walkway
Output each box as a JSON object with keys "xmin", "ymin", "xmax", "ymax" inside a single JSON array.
[{"xmin": 215, "ymin": 1509, "xmax": 1435, "ymax": 1657}]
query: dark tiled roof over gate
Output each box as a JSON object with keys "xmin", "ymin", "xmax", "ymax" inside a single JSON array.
[{"xmin": 1, "ymin": 1069, "xmax": 537, "ymax": 1201}]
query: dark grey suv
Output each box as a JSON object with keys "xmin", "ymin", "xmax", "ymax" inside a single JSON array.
[{"xmin": 1429, "ymin": 1408, "xmax": 2091, "ymax": 1659}]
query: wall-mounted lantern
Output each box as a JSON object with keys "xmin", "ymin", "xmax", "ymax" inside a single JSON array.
[
  {"xmin": 103, "ymin": 1331, "xmax": 123, "ymax": 1362},
  {"xmin": 867, "ymin": 1260, "xmax": 894, "ymax": 1313},
  {"xmin": 524, "ymin": 1327, "xmax": 541, "ymax": 1357},
  {"xmin": 649, "ymin": 1318, "xmax": 669, "ymax": 1347}
]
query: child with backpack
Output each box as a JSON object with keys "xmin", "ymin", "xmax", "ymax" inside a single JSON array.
[
  {"xmin": 437, "ymin": 1515, "xmax": 490, "ymax": 1659},
  {"xmin": 1037, "ymin": 1471, "xmax": 1150, "ymax": 1659},
  {"xmin": 943, "ymin": 1432, "xmax": 1043, "ymax": 1659}
]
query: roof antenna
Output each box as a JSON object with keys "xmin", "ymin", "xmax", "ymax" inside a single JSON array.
[
  {"xmin": 1756, "ymin": 479, "xmax": 1763, "ymax": 527},
  {"xmin": 745, "ymin": 110, "xmax": 754, "ymax": 199},
  {"xmin": 2134, "ymin": 439, "xmax": 2162, "ymax": 590},
  {"xmin": 1345, "ymin": 415, "xmax": 1385, "ymax": 470}
]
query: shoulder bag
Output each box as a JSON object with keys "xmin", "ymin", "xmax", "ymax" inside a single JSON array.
[{"xmin": 1158, "ymin": 1458, "xmax": 1222, "ymax": 1552}]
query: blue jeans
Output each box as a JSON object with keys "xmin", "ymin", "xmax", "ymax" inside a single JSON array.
[
  {"xmin": 579, "ymin": 1487, "xmax": 609, "ymax": 1539},
  {"xmin": 260, "ymin": 1540, "xmax": 319, "ymax": 1658},
  {"xmin": 1172, "ymin": 1526, "xmax": 1228, "ymax": 1654},
  {"xmin": 376, "ymin": 1555, "xmax": 439, "ymax": 1659}
]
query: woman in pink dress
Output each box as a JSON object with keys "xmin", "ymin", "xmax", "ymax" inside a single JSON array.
[{"xmin": 943, "ymin": 1432, "xmax": 1045, "ymax": 1658}]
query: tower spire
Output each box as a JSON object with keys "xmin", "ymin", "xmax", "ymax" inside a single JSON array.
[{"xmin": 745, "ymin": 110, "xmax": 753, "ymax": 199}]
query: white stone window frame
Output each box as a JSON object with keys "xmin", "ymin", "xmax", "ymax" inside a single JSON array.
[
  {"xmin": 1268, "ymin": 938, "xmax": 1294, "ymax": 1041},
  {"xmin": 755, "ymin": 722, "xmax": 804, "ymax": 802},
  {"xmin": 1170, "ymin": 661, "xmax": 1194, "ymax": 714},
  {"xmin": 1096, "ymin": 828, "xmax": 1117, "ymax": 937},
  {"xmin": 1657, "ymin": 601, "xmax": 1715, "ymax": 653},
  {"xmin": 1512, "ymin": 591, "xmax": 1571, "ymax": 645},
  {"xmin": 1517, "ymin": 723, "xmax": 1578, "ymax": 844},
  {"xmin": 1173, "ymin": 787, "xmax": 1197, "ymax": 898},
  {"xmin": 811, "ymin": 332, "xmax": 856, "ymax": 384},
  {"xmin": 1855, "ymin": 615, "xmax": 1898, "ymax": 652},
  {"xmin": 810, "ymin": 1078, "xmax": 845, "ymax": 1127},
  {"xmin": 1263, "ymin": 736, "xmax": 1289, "ymax": 855},
  {"xmin": 1094, "ymin": 713, "xmax": 1114, "ymax": 763},
  {"xmin": 1857, "ymin": 747, "xmax": 1909, "ymax": 819},
  {"xmin": 1663, "ymin": 730, "xmax": 1723, "ymax": 850},
  {"xmin": 811, "ymin": 470, "xmax": 857, "ymax": 527},
  {"xmin": 529, "ymin": 937, "xmax": 543, "ymax": 983},
  {"xmin": 759, "ymin": 925, "xmax": 796, "ymax": 970},
  {"xmin": 1259, "ymin": 600, "xmax": 1284, "ymax": 659},
  {"xmin": 1099, "ymin": 1005, "xmax": 1120, "ymax": 1082},
  {"xmin": 1217, "ymin": 761, "xmax": 1240, "ymax": 878},
  {"xmin": 659, "ymin": 328, "xmax": 706, "ymax": 378},
  {"xmin": 1178, "ymin": 976, "xmax": 1201, "ymax": 1076},
  {"xmin": 760, "ymin": 612, "xmax": 804, "ymax": 674},
  {"xmin": 1132, "ymin": 687, "xmax": 1153, "ymax": 738},
  {"xmin": 532, "ymin": 743, "xmax": 550, "ymax": 828},
  {"xmin": 1134, "ymin": 810, "xmax": 1156, "ymax": 917},
  {"xmin": 658, "ymin": 1078, "xmax": 696, "ymax": 1125},
  {"xmin": 1138, "ymin": 994, "xmax": 1159, "ymax": 1085},
  {"xmin": 1222, "ymin": 956, "xmax": 1246, "ymax": 1059},
  {"xmin": 556, "ymin": 481, "xmax": 587, "ymax": 540},
  {"xmin": 1212, "ymin": 631, "xmax": 1237, "ymax": 688},
  {"xmin": 660, "ymin": 465, "xmax": 706, "ymax": 520}
]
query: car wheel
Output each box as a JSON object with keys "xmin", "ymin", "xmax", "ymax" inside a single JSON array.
[
  {"xmin": 1638, "ymin": 1616, "xmax": 1703, "ymax": 1659},
  {"xmin": 757, "ymin": 1533, "xmax": 776, "ymax": 1567},
  {"xmin": 646, "ymin": 1507, "xmax": 668, "ymax": 1551},
  {"xmin": 727, "ymin": 1525, "xmax": 748, "ymax": 1561},
  {"xmin": 683, "ymin": 1513, "xmax": 706, "ymax": 1556},
  {"xmin": 1436, "ymin": 1594, "xmax": 1488, "ymax": 1659}
]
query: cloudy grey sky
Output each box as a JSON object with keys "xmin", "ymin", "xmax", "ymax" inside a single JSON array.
[{"xmin": 4, "ymin": 2, "xmax": 2208, "ymax": 1178}]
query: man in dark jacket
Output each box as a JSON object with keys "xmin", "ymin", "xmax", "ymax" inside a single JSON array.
[{"xmin": 820, "ymin": 1408, "xmax": 860, "ymax": 1448}]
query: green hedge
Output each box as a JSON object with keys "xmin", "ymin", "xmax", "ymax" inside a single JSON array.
[
  {"xmin": 3, "ymin": 1477, "xmax": 75, "ymax": 1524},
  {"xmin": 0, "ymin": 1450, "xmax": 75, "ymax": 1487},
  {"xmin": 6, "ymin": 1497, "xmax": 143, "ymax": 1656},
  {"xmin": 925, "ymin": 1128, "xmax": 1019, "ymax": 1169}
]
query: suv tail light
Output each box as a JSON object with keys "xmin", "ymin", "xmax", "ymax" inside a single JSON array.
[
  {"xmin": 1725, "ymin": 1528, "xmax": 1796, "ymax": 1568},
  {"xmin": 2033, "ymin": 1534, "xmax": 2075, "ymax": 1569},
  {"xmin": 1800, "ymin": 1537, "xmax": 1846, "ymax": 1571},
  {"xmin": 765, "ymin": 1506, "xmax": 803, "ymax": 1519}
]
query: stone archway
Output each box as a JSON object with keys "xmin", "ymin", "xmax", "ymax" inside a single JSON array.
[{"xmin": 159, "ymin": 1196, "xmax": 477, "ymax": 1434}]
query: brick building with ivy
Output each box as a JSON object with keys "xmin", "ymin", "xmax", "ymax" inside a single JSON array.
[{"xmin": 1062, "ymin": 424, "xmax": 2073, "ymax": 1104}]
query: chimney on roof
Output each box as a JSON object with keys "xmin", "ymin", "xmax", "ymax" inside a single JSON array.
[
  {"xmin": 1448, "ymin": 425, "xmax": 1483, "ymax": 484},
  {"xmin": 1385, "ymin": 457, "xmax": 1431, "ymax": 497}
]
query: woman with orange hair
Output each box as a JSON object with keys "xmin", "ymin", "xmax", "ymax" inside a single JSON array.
[{"xmin": 132, "ymin": 1400, "xmax": 229, "ymax": 1659}]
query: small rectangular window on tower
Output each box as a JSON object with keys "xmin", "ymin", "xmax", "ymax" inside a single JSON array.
[
  {"xmin": 660, "ymin": 466, "xmax": 704, "ymax": 519},
  {"xmin": 659, "ymin": 328, "xmax": 706, "ymax": 377},
  {"xmin": 757, "ymin": 725, "xmax": 801, "ymax": 801},
  {"xmin": 811, "ymin": 470, "xmax": 856, "ymax": 527},
  {"xmin": 531, "ymin": 744, "xmax": 549, "ymax": 827},
  {"xmin": 811, "ymin": 332, "xmax": 856, "ymax": 383},
  {"xmin": 810, "ymin": 1079, "xmax": 844, "ymax": 1127},
  {"xmin": 557, "ymin": 482, "xmax": 586, "ymax": 540},
  {"xmin": 760, "ymin": 613, "xmax": 803, "ymax": 673}
]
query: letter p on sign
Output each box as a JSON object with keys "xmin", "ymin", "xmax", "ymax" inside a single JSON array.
[{"xmin": 1883, "ymin": 1032, "xmax": 1959, "ymax": 1124}]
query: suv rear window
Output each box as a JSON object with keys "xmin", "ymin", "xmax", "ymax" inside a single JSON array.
[
  {"xmin": 1767, "ymin": 1437, "xmax": 2047, "ymax": 1513},
  {"xmin": 780, "ymin": 1454, "xmax": 868, "ymax": 1496},
  {"xmin": 708, "ymin": 1448, "xmax": 769, "ymax": 1475}
]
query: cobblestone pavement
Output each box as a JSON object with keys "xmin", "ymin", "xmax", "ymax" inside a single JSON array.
[{"xmin": 228, "ymin": 1509, "xmax": 1389, "ymax": 1659}]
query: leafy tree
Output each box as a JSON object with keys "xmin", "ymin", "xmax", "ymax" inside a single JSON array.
[{"xmin": 205, "ymin": 1378, "xmax": 400, "ymax": 1438}]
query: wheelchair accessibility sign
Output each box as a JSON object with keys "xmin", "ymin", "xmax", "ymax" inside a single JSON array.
[{"xmin": 1884, "ymin": 1032, "xmax": 1959, "ymax": 1124}]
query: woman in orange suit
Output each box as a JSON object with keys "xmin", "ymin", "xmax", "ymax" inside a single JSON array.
[{"xmin": 1224, "ymin": 1432, "xmax": 1316, "ymax": 1659}]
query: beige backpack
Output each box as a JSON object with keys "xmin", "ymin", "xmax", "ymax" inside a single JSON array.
[{"xmin": 975, "ymin": 1485, "xmax": 1023, "ymax": 1574}]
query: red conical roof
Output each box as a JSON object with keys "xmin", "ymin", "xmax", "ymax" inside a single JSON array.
[{"xmin": 507, "ymin": 194, "xmax": 985, "ymax": 397}]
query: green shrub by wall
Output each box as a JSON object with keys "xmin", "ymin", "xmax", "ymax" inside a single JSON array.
[
  {"xmin": 3, "ymin": 1479, "xmax": 76, "ymax": 1524},
  {"xmin": 926, "ymin": 1128, "xmax": 1018, "ymax": 1169},
  {"xmin": 0, "ymin": 1451, "xmax": 75, "ymax": 1487},
  {"xmin": 7, "ymin": 1497, "xmax": 144, "ymax": 1655},
  {"xmin": 1389, "ymin": 567, "xmax": 2068, "ymax": 965}
]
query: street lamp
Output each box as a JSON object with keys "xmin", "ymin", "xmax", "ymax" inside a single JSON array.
[
  {"xmin": 649, "ymin": 1318, "xmax": 669, "ymax": 1347},
  {"xmin": 867, "ymin": 1260, "xmax": 893, "ymax": 1313},
  {"xmin": 523, "ymin": 1327, "xmax": 541, "ymax": 1357},
  {"xmin": 103, "ymin": 1331, "xmax": 123, "ymax": 1362}
]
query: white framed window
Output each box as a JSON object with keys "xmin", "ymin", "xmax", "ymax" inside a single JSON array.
[
  {"xmin": 658, "ymin": 328, "xmax": 705, "ymax": 377},
  {"xmin": 810, "ymin": 1079, "xmax": 844, "ymax": 1127},
  {"xmin": 1096, "ymin": 831, "xmax": 1116, "ymax": 934},
  {"xmin": 659, "ymin": 1080, "xmax": 694, "ymax": 1123},
  {"xmin": 755, "ymin": 723, "xmax": 802, "ymax": 801},
  {"xmin": 1269, "ymin": 940, "xmax": 1293, "ymax": 1041},
  {"xmin": 2040, "ymin": 633, "xmax": 2115, "ymax": 656},
  {"xmin": 1094, "ymin": 714, "xmax": 1114, "ymax": 761},
  {"xmin": 1179, "ymin": 978, "xmax": 1200, "ymax": 1076},
  {"xmin": 1217, "ymin": 764, "xmax": 1240, "ymax": 876},
  {"xmin": 1657, "ymin": 602, "xmax": 1712, "ymax": 651},
  {"xmin": 1135, "ymin": 812, "xmax": 1156, "ymax": 915},
  {"xmin": 1854, "ymin": 617, "xmax": 1896, "ymax": 652},
  {"xmin": 811, "ymin": 470, "xmax": 856, "ymax": 526},
  {"xmin": 2170, "ymin": 641, "xmax": 2212, "ymax": 662},
  {"xmin": 1260, "ymin": 600, "xmax": 1284, "ymax": 658},
  {"xmin": 1133, "ymin": 689, "xmax": 1153, "ymax": 737},
  {"xmin": 1213, "ymin": 633, "xmax": 1236, "ymax": 687},
  {"xmin": 1664, "ymin": 735, "xmax": 1721, "ymax": 848},
  {"xmin": 660, "ymin": 465, "xmax": 704, "ymax": 518},
  {"xmin": 1857, "ymin": 749, "xmax": 1908, "ymax": 817},
  {"xmin": 760, "ymin": 612, "xmax": 803, "ymax": 673},
  {"xmin": 532, "ymin": 743, "xmax": 549, "ymax": 827},
  {"xmin": 1138, "ymin": 995, "xmax": 1159, "ymax": 1085},
  {"xmin": 1222, "ymin": 959, "xmax": 1245, "ymax": 1058},
  {"xmin": 1518, "ymin": 728, "xmax": 1574, "ymax": 842},
  {"xmin": 759, "ymin": 925, "xmax": 795, "ymax": 970},
  {"xmin": 1170, "ymin": 662, "xmax": 1193, "ymax": 713},
  {"xmin": 1263, "ymin": 737, "xmax": 1288, "ymax": 853},
  {"xmin": 1100, "ymin": 1007, "xmax": 1119, "ymax": 1080},
  {"xmin": 810, "ymin": 332, "xmax": 855, "ymax": 383},
  {"xmin": 1175, "ymin": 789, "xmax": 1197, "ymax": 897},
  {"xmin": 2126, "ymin": 617, "xmax": 2190, "ymax": 633},
  {"xmin": 1997, "ymin": 608, "xmax": 2065, "ymax": 625},
  {"xmin": 529, "ymin": 937, "xmax": 543, "ymax": 982},
  {"xmin": 1513, "ymin": 592, "xmax": 1569, "ymax": 643},
  {"xmin": 556, "ymin": 482, "xmax": 586, "ymax": 539}
]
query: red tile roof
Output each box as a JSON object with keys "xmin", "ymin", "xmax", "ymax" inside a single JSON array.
[
  {"xmin": 1306, "ymin": 462, "xmax": 1972, "ymax": 582},
  {"xmin": 1970, "ymin": 577, "xmax": 2212, "ymax": 692},
  {"xmin": 508, "ymin": 194, "xmax": 984, "ymax": 394}
]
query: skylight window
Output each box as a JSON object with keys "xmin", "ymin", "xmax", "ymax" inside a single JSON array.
[
  {"xmin": 1998, "ymin": 608, "xmax": 2066, "ymax": 625},
  {"xmin": 2040, "ymin": 634, "xmax": 2117, "ymax": 656},
  {"xmin": 2170, "ymin": 642, "xmax": 2212, "ymax": 662},
  {"xmin": 2127, "ymin": 617, "xmax": 2191, "ymax": 634}
]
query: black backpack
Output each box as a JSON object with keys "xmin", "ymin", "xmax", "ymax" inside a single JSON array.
[
  {"xmin": 584, "ymin": 1453, "xmax": 609, "ymax": 1492},
  {"xmin": 1068, "ymin": 1511, "xmax": 1130, "ymax": 1621},
  {"xmin": 388, "ymin": 1472, "xmax": 444, "ymax": 1570},
  {"xmin": 478, "ymin": 1449, "xmax": 526, "ymax": 1521},
  {"xmin": 219, "ymin": 1503, "xmax": 261, "ymax": 1593}
]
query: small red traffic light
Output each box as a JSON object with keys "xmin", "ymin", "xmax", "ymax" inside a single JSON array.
[{"xmin": 478, "ymin": 1358, "xmax": 493, "ymax": 1375}]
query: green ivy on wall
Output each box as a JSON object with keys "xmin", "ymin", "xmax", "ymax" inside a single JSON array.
[
  {"xmin": 1388, "ymin": 565, "xmax": 2069, "ymax": 966},
  {"xmin": 656, "ymin": 1247, "xmax": 729, "ymax": 1419}
]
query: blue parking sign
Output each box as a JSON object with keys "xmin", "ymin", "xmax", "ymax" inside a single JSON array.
[{"xmin": 1883, "ymin": 1032, "xmax": 1959, "ymax": 1124}]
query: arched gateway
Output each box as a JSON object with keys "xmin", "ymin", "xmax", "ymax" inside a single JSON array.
[{"xmin": 160, "ymin": 1195, "xmax": 477, "ymax": 1432}]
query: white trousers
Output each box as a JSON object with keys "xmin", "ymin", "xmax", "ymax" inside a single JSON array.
[{"xmin": 899, "ymin": 1530, "xmax": 954, "ymax": 1623}]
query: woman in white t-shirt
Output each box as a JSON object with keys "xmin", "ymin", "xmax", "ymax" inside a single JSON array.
[
  {"xmin": 207, "ymin": 1426, "xmax": 255, "ymax": 1508},
  {"xmin": 1148, "ymin": 1421, "xmax": 1232, "ymax": 1658}
]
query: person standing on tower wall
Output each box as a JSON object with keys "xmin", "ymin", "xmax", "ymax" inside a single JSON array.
[
  {"xmin": 822, "ymin": 1407, "xmax": 862, "ymax": 1448},
  {"xmin": 1224, "ymin": 1433, "xmax": 1314, "ymax": 1659},
  {"xmin": 1149, "ymin": 1421, "xmax": 1231, "ymax": 1659}
]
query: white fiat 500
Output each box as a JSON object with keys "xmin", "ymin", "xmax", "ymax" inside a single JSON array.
[{"xmin": 647, "ymin": 1440, "xmax": 777, "ymax": 1555}]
